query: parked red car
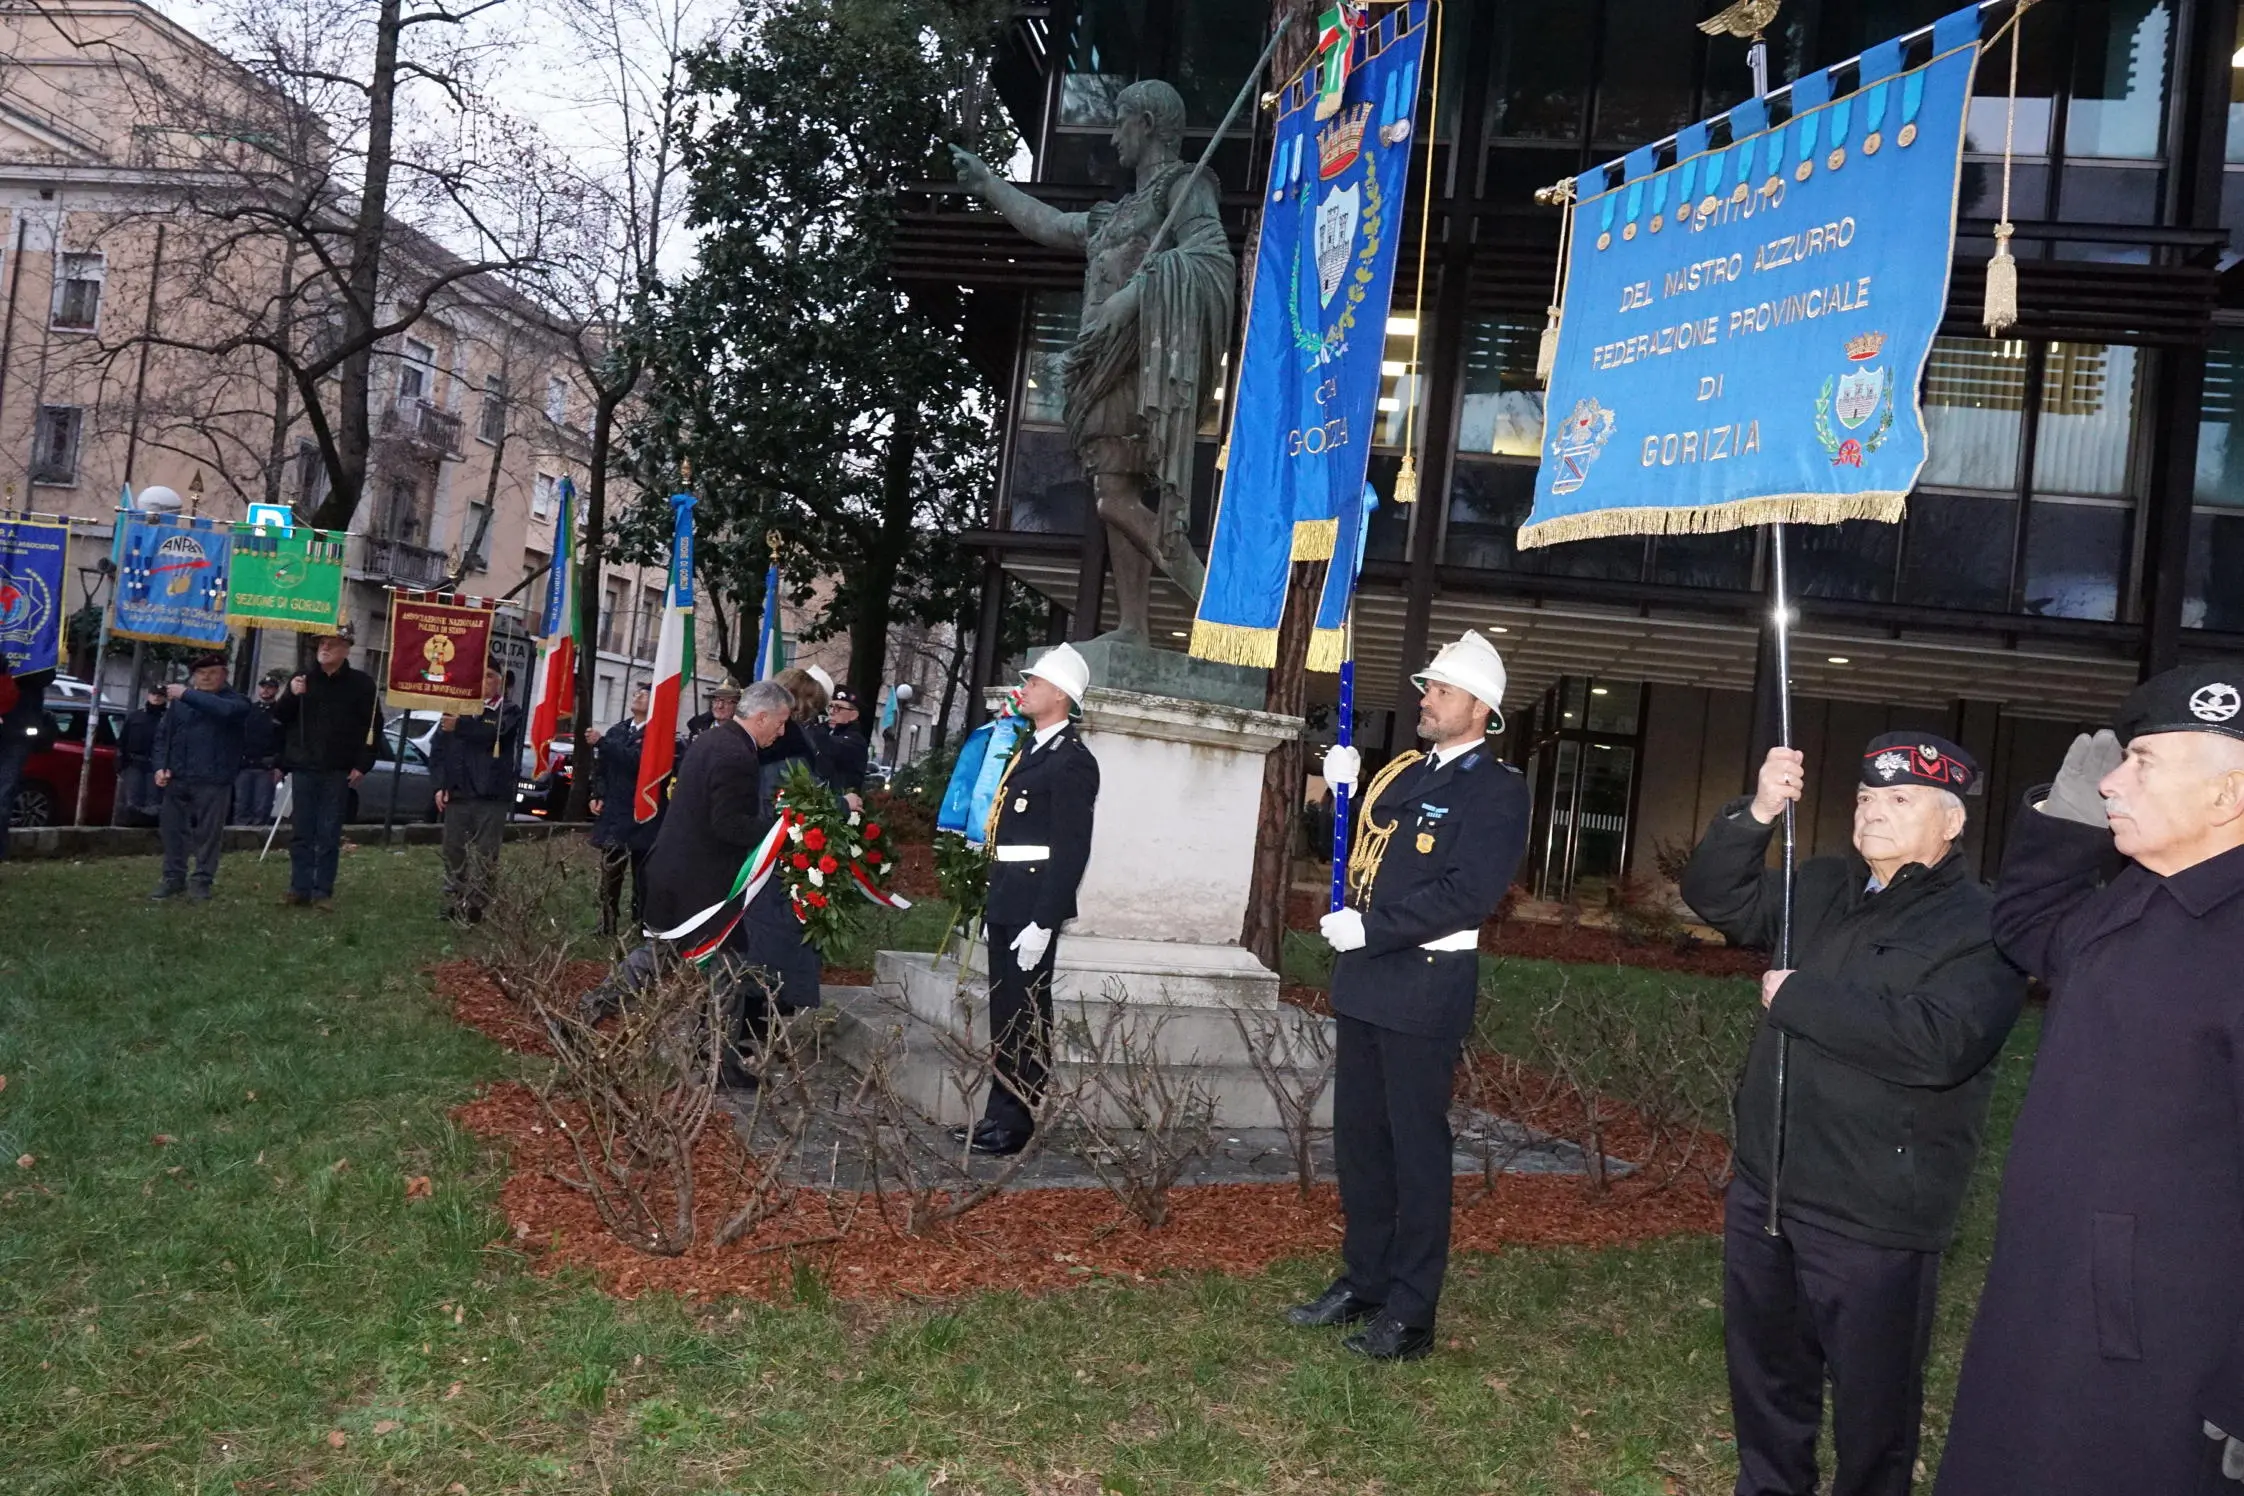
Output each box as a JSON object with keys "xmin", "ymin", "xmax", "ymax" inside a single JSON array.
[{"xmin": 6, "ymin": 683, "xmax": 123, "ymax": 828}]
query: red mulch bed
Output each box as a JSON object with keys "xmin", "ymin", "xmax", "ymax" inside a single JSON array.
[
  {"xmin": 436, "ymin": 958, "xmax": 609, "ymax": 1057},
  {"xmin": 439, "ymin": 962, "xmax": 1721, "ymax": 1304},
  {"xmin": 887, "ymin": 840, "xmax": 938, "ymax": 900},
  {"xmin": 1283, "ymin": 888, "xmax": 1766, "ymax": 978}
]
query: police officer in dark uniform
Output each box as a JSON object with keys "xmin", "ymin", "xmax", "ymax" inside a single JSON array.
[
  {"xmin": 1938, "ymin": 662, "xmax": 2244, "ymax": 1496},
  {"xmin": 1290, "ymin": 630, "xmax": 1529, "ymax": 1361},
  {"xmin": 1684, "ymin": 732, "xmax": 2028, "ymax": 1496},
  {"xmin": 954, "ymin": 643, "xmax": 1099, "ymax": 1158}
]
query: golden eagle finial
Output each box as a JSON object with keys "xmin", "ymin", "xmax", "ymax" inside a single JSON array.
[{"xmin": 1698, "ymin": 0, "xmax": 1783, "ymax": 42}]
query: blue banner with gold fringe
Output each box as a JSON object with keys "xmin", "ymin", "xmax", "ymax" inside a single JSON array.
[
  {"xmin": 1190, "ymin": 0, "xmax": 1427, "ymax": 668},
  {"xmin": 1521, "ymin": 5, "xmax": 1984, "ymax": 548},
  {"xmin": 115, "ymin": 512, "xmax": 233, "ymax": 648},
  {"xmin": 0, "ymin": 517, "xmax": 68, "ymax": 675}
]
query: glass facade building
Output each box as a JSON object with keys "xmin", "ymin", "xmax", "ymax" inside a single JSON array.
[{"xmin": 901, "ymin": 0, "xmax": 2244, "ymax": 895}]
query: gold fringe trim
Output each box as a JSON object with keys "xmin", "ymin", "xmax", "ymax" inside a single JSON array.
[
  {"xmin": 1188, "ymin": 618, "xmax": 1281, "ymax": 668},
  {"xmin": 1516, "ymin": 491, "xmax": 1907, "ymax": 550},
  {"xmin": 1290, "ymin": 518, "xmax": 1338, "ymax": 561},
  {"xmin": 1305, "ymin": 626, "xmax": 1347, "ymax": 673}
]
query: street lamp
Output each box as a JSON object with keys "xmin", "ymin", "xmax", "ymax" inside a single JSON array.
[{"xmin": 72, "ymin": 556, "xmax": 118, "ymax": 826}]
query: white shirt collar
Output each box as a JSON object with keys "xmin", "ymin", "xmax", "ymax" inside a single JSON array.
[
  {"xmin": 1429, "ymin": 740, "xmax": 1478, "ymax": 768},
  {"xmin": 1031, "ymin": 719, "xmax": 1068, "ymax": 750}
]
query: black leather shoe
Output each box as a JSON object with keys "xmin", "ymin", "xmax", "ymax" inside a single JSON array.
[
  {"xmin": 968, "ymin": 1125, "xmax": 1030, "ymax": 1157},
  {"xmin": 948, "ymin": 1120, "xmax": 1009, "ymax": 1147},
  {"xmin": 1341, "ymin": 1314, "xmax": 1435, "ymax": 1362},
  {"xmin": 1285, "ymin": 1286, "xmax": 1382, "ymax": 1328}
]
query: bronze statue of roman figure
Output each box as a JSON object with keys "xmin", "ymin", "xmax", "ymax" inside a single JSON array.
[{"xmin": 951, "ymin": 79, "xmax": 1235, "ymax": 644}]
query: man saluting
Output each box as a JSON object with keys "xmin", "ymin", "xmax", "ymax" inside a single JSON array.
[{"xmin": 1291, "ymin": 631, "xmax": 1529, "ymax": 1361}]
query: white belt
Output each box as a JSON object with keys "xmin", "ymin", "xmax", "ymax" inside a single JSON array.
[
  {"xmin": 994, "ymin": 844, "xmax": 1050, "ymax": 863},
  {"xmin": 1419, "ymin": 929, "xmax": 1479, "ymax": 952}
]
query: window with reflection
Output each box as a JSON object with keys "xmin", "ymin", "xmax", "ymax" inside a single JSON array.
[
  {"xmin": 2188, "ymin": 332, "xmax": 2244, "ymax": 631},
  {"xmin": 1374, "ymin": 314, "xmax": 1429, "ymax": 449},
  {"xmin": 1456, "ymin": 318, "xmax": 1545, "ymax": 458},
  {"xmin": 2021, "ymin": 498, "xmax": 2129, "ymax": 620},
  {"xmin": 1592, "ymin": 0, "xmax": 1700, "ymax": 146},
  {"xmin": 1172, "ymin": 0, "xmax": 1265, "ymax": 126},
  {"xmin": 1920, "ymin": 338, "xmax": 2027, "ymax": 490},
  {"xmin": 1059, "ymin": 0, "xmax": 1150, "ymax": 126},
  {"xmin": 2033, "ymin": 342, "xmax": 2141, "ymax": 497},
  {"xmin": 2063, "ymin": 0, "xmax": 2170, "ymax": 160},
  {"xmin": 1488, "ymin": 1, "xmax": 1592, "ymax": 140},
  {"xmin": 1901, "ymin": 493, "xmax": 2017, "ymax": 611},
  {"xmin": 1007, "ymin": 292, "xmax": 1090, "ymax": 535},
  {"xmin": 1018, "ymin": 291, "xmax": 1080, "ymax": 428},
  {"xmin": 1793, "ymin": 518, "xmax": 1898, "ymax": 603}
]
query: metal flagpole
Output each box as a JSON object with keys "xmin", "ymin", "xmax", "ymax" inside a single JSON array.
[
  {"xmin": 1329, "ymin": 613, "xmax": 1354, "ymax": 913},
  {"xmin": 1744, "ymin": 29, "xmax": 1800, "ymax": 1237}
]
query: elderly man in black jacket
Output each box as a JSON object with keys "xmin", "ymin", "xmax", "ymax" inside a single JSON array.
[
  {"xmin": 954, "ymin": 643, "xmax": 1100, "ymax": 1158},
  {"xmin": 431, "ymin": 666, "xmax": 524, "ymax": 923},
  {"xmin": 150, "ymin": 654, "xmax": 249, "ymax": 901},
  {"xmin": 1936, "ymin": 663, "xmax": 2244, "ymax": 1496},
  {"xmin": 273, "ymin": 630, "xmax": 380, "ymax": 909},
  {"xmin": 1290, "ymin": 630, "xmax": 1530, "ymax": 1362},
  {"xmin": 1683, "ymin": 733, "xmax": 2027, "ymax": 1496}
]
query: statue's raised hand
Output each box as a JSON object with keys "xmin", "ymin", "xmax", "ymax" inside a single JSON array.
[{"xmin": 948, "ymin": 144, "xmax": 995, "ymax": 196}]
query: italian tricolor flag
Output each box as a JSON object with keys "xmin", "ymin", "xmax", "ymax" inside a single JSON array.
[
  {"xmin": 525, "ymin": 476, "xmax": 578, "ymax": 775},
  {"xmin": 634, "ymin": 490, "xmax": 697, "ymax": 822}
]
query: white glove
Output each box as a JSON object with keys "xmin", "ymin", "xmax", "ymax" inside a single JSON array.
[
  {"xmin": 1321, "ymin": 744, "xmax": 1361, "ymax": 794},
  {"xmin": 2040, "ymin": 729, "xmax": 2122, "ymax": 827},
  {"xmin": 2207, "ymin": 1423, "xmax": 2244, "ymax": 1483},
  {"xmin": 1011, "ymin": 922, "xmax": 1052, "ymax": 969},
  {"xmin": 1319, "ymin": 907, "xmax": 1365, "ymax": 953}
]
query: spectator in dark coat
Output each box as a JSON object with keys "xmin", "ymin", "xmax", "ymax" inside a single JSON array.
[
  {"xmin": 1685, "ymin": 733, "xmax": 2026, "ymax": 1496},
  {"xmin": 811, "ymin": 685, "xmax": 870, "ymax": 797},
  {"xmin": 430, "ymin": 666, "xmax": 524, "ymax": 923},
  {"xmin": 151, "ymin": 654, "xmax": 250, "ymax": 900},
  {"xmin": 113, "ymin": 686, "xmax": 167, "ymax": 826},
  {"xmin": 232, "ymin": 674, "xmax": 285, "ymax": 825},
  {"xmin": 1936, "ymin": 663, "xmax": 2244, "ymax": 1496},
  {"xmin": 684, "ymin": 676, "xmax": 739, "ymax": 744},
  {"xmin": 732, "ymin": 667, "xmax": 838, "ymax": 1059},
  {"xmin": 0, "ymin": 655, "xmax": 53, "ymax": 858},
  {"xmin": 272, "ymin": 630, "xmax": 381, "ymax": 909},
  {"xmin": 588, "ymin": 683, "xmax": 652, "ymax": 938}
]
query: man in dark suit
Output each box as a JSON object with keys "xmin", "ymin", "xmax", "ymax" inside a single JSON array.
[
  {"xmin": 642, "ymin": 677, "xmax": 794, "ymax": 939},
  {"xmin": 955, "ymin": 642, "xmax": 1099, "ymax": 1158},
  {"xmin": 1290, "ymin": 630, "xmax": 1529, "ymax": 1361},
  {"xmin": 431, "ymin": 666, "xmax": 526, "ymax": 924}
]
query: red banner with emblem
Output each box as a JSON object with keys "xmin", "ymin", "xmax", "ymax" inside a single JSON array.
[{"xmin": 384, "ymin": 595, "xmax": 496, "ymax": 713}]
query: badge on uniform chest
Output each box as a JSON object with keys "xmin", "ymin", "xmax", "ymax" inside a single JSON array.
[
  {"xmin": 1013, "ymin": 796, "xmax": 1028, "ymax": 813},
  {"xmin": 1415, "ymin": 831, "xmax": 1435, "ymax": 854}
]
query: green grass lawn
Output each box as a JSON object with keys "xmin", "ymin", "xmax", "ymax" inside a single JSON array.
[{"xmin": 0, "ymin": 846, "xmax": 2039, "ymax": 1494}]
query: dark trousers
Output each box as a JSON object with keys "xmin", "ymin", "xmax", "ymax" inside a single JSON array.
[
  {"xmin": 113, "ymin": 762, "xmax": 159, "ymax": 827},
  {"xmin": 159, "ymin": 780, "xmax": 231, "ymax": 889},
  {"xmin": 597, "ymin": 842, "xmax": 647, "ymax": 937},
  {"xmin": 441, "ymin": 797, "xmax": 508, "ymax": 916},
  {"xmin": 1724, "ymin": 1174, "xmax": 1941, "ymax": 1496},
  {"xmin": 1334, "ymin": 1014, "xmax": 1461, "ymax": 1329},
  {"xmin": 0, "ymin": 721, "xmax": 34, "ymax": 856},
  {"xmin": 980, "ymin": 919, "xmax": 1059, "ymax": 1135},
  {"xmin": 233, "ymin": 766, "xmax": 275, "ymax": 825},
  {"xmin": 287, "ymin": 769, "xmax": 349, "ymax": 898}
]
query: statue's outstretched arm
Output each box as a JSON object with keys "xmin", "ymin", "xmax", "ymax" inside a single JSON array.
[{"xmin": 950, "ymin": 146, "xmax": 1087, "ymax": 251}]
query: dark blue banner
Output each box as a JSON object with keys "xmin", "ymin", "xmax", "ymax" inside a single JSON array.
[
  {"xmin": 0, "ymin": 518, "xmax": 68, "ymax": 675},
  {"xmin": 1523, "ymin": 6, "xmax": 1983, "ymax": 547},
  {"xmin": 115, "ymin": 512, "xmax": 233, "ymax": 648},
  {"xmin": 1190, "ymin": 0, "xmax": 1426, "ymax": 667}
]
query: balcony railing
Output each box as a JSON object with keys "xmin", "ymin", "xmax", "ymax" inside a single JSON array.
[
  {"xmin": 351, "ymin": 534, "xmax": 449, "ymax": 588},
  {"xmin": 379, "ymin": 399, "xmax": 464, "ymax": 458}
]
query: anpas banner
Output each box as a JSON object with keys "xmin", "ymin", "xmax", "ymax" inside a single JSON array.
[
  {"xmin": 114, "ymin": 513, "xmax": 233, "ymax": 647},
  {"xmin": 225, "ymin": 527, "xmax": 346, "ymax": 633},
  {"xmin": 1522, "ymin": 5, "xmax": 1983, "ymax": 548},
  {"xmin": 385, "ymin": 596, "xmax": 496, "ymax": 713},
  {"xmin": 1190, "ymin": 0, "xmax": 1426, "ymax": 667},
  {"xmin": 0, "ymin": 518, "xmax": 69, "ymax": 675}
]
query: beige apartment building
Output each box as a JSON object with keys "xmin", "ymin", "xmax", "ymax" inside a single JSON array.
[{"xmin": 0, "ymin": 0, "xmax": 716, "ymax": 725}]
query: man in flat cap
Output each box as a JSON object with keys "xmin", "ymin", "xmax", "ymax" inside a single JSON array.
[
  {"xmin": 1682, "ymin": 732, "xmax": 2027, "ymax": 1496},
  {"xmin": 1936, "ymin": 663, "xmax": 2244, "ymax": 1496},
  {"xmin": 150, "ymin": 653, "xmax": 250, "ymax": 900},
  {"xmin": 1291, "ymin": 630, "xmax": 1530, "ymax": 1361}
]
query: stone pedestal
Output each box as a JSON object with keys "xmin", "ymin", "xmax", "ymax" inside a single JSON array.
[{"xmin": 842, "ymin": 677, "xmax": 1334, "ymax": 1129}]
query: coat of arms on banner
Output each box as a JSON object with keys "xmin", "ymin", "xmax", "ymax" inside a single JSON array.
[
  {"xmin": 1548, "ymin": 397, "xmax": 1618, "ymax": 496},
  {"xmin": 1314, "ymin": 181, "xmax": 1360, "ymax": 308},
  {"xmin": 1815, "ymin": 330, "xmax": 1895, "ymax": 468}
]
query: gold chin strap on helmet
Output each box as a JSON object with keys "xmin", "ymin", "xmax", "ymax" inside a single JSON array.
[{"xmin": 1344, "ymin": 749, "xmax": 1425, "ymax": 909}]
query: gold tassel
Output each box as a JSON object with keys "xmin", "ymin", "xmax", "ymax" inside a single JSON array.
[
  {"xmin": 1214, "ymin": 439, "xmax": 1229, "ymax": 473},
  {"xmin": 1535, "ymin": 304, "xmax": 1561, "ymax": 384},
  {"xmin": 1984, "ymin": 222, "xmax": 2018, "ymax": 335},
  {"xmin": 1394, "ymin": 450, "xmax": 1419, "ymax": 505}
]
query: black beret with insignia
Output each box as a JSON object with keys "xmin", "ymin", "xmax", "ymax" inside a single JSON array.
[
  {"xmin": 2114, "ymin": 662, "xmax": 2244, "ymax": 746},
  {"xmin": 1860, "ymin": 732, "xmax": 1981, "ymax": 795}
]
